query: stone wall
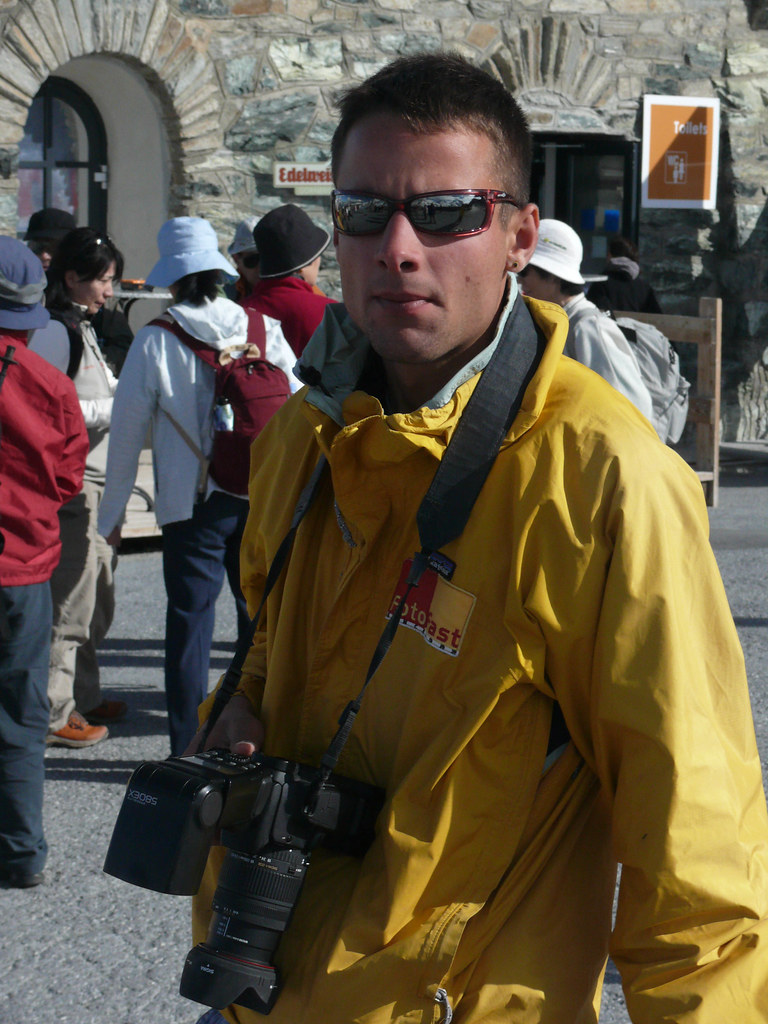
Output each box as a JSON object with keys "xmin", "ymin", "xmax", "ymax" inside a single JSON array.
[{"xmin": 0, "ymin": 0, "xmax": 766, "ymax": 436}]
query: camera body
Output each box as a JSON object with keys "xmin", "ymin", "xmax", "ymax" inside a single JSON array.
[{"xmin": 104, "ymin": 748, "xmax": 383, "ymax": 1014}]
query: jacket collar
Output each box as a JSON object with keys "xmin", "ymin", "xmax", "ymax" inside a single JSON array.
[
  {"xmin": 297, "ymin": 274, "xmax": 524, "ymax": 425},
  {"xmin": 297, "ymin": 278, "xmax": 569, "ymax": 450}
]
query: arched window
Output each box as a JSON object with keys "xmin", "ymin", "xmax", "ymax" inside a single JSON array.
[{"xmin": 17, "ymin": 76, "xmax": 107, "ymax": 236}]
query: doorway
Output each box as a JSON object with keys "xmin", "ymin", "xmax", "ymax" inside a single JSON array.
[{"xmin": 531, "ymin": 134, "xmax": 640, "ymax": 275}]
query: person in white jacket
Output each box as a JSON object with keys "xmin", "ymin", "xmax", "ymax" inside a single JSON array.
[
  {"xmin": 518, "ymin": 219, "xmax": 654, "ymax": 424},
  {"xmin": 98, "ymin": 216, "xmax": 298, "ymax": 755}
]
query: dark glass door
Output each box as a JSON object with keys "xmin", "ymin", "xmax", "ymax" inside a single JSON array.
[{"xmin": 531, "ymin": 134, "xmax": 640, "ymax": 274}]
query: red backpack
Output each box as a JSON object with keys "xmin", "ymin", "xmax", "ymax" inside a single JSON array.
[{"xmin": 149, "ymin": 310, "xmax": 291, "ymax": 495}]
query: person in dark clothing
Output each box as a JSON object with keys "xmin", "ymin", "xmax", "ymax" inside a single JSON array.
[
  {"xmin": 24, "ymin": 206, "xmax": 76, "ymax": 271},
  {"xmin": 244, "ymin": 204, "xmax": 336, "ymax": 356},
  {"xmin": 586, "ymin": 235, "xmax": 662, "ymax": 314}
]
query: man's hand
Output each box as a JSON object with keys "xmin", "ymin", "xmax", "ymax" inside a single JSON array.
[
  {"xmin": 105, "ymin": 526, "xmax": 122, "ymax": 548},
  {"xmin": 182, "ymin": 693, "xmax": 265, "ymax": 757}
]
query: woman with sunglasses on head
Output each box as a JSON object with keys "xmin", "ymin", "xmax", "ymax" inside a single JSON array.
[{"xmin": 29, "ymin": 227, "xmax": 128, "ymax": 747}]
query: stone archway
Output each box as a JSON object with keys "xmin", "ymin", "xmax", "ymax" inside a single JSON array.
[
  {"xmin": 0, "ymin": 0, "xmax": 225, "ymax": 234},
  {"xmin": 483, "ymin": 17, "xmax": 621, "ymax": 135}
]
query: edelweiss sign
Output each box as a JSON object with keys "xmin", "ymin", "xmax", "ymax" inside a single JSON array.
[
  {"xmin": 273, "ymin": 162, "xmax": 333, "ymax": 196},
  {"xmin": 641, "ymin": 95, "xmax": 720, "ymax": 209}
]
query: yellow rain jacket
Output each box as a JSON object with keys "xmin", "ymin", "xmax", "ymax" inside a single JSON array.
[{"xmin": 193, "ymin": 292, "xmax": 768, "ymax": 1023}]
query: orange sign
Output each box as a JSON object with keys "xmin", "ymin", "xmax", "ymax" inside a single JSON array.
[{"xmin": 641, "ymin": 96, "xmax": 720, "ymax": 209}]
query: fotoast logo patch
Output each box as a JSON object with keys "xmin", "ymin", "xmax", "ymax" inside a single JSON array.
[{"xmin": 387, "ymin": 558, "xmax": 475, "ymax": 657}]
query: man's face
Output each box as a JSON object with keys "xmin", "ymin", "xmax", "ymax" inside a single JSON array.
[
  {"xmin": 28, "ymin": 238, "xmax": 57, "ymax": 270},
  {"xmin": 517, "ymin": 264, "xmax": 564, "ymax": 306},
  {"xmin": 233, "ymin": 250, "xmax": 260, "ymax": 289},
  {"xmin": 334, "ymin": 113, "xmax": 538, "ymax": 409}
]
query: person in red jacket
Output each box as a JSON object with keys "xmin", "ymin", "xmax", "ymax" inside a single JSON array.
[
  {"xmin": 243, "ymin": 204, "xmax": 336, "ymax": 356},
  {"xmin": 0, "ymin": 237, "xmax": 88, "ymax": 888}
]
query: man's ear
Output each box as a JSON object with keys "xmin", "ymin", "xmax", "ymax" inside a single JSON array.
[{"xmin": 506, "ymin": 203, "xmax": 540, "ymax": 272}]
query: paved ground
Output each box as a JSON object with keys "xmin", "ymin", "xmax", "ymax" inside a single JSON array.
[{"xmin": 1, "ymin": 448, "xmax": 766, "ymax": 1024}]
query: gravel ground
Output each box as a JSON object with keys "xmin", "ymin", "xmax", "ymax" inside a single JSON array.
[{"xmin": 1, "ymin": 455, "xmax": 766, "ymax": 1024}]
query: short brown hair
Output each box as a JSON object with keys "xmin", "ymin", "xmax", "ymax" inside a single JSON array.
[{"xmin": 331, "ymin": 52, "xmax": 532, "ymax": 206}]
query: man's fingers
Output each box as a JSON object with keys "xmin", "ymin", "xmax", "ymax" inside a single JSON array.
[{"xmin": 233, "ymin": 740, "xmax": 258, "ymax": 757}]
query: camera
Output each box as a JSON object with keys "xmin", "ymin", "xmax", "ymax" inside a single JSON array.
[{"xmin": 103, "ymin": 748, "xmax": 383, "ymax": 1015}]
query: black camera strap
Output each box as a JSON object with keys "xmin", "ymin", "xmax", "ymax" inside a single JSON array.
[{"xmin": 199, "ymin": 295, "xmax": 546, "ymax": 762}]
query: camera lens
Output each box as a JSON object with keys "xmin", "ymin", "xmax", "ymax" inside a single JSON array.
[
  {"xmin": 211, "ymin": 846, "xmax": 309, "ymax": 957},
  {"xmin": 180, "ymin": 845, "xmax": 310, "ymax": 1014}
]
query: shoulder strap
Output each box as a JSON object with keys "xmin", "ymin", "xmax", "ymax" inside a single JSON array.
[
  {"xmin": 147, "ymin": 315, "xmax": 218, "ymax": 366},
  {"xmin": 243, "ymin": 307, "xmax": 267, "ymax": 355},
  {"xmin": 565, "ymin": 302, "xmax": 602, "ymax": 331},
  {"xmin": 50, "ymin": 312, "xmax": 85, "ymax": 379},
  {"xmin": 149, "ymin": 311, "xmax": 270, "ymax": 365},
  {"xmin": 146, "ymin": 316, "xmax": 210, "ymax": 499},
  {"xmin": 417, "ymin": 295, "xmax": 542, "ymax": 554}
]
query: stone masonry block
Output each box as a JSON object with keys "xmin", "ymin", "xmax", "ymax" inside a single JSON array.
[
  {"xmin": 225, "ymin": 90, "xmax": 318, "ymax": 150},
  {"xmin": 8, "ymin": 22, "xmax": 46, "ymax": 76},
  {"xmin": 71, "ymin": 0, "xmax": 95, "ymax": 52},
  {"xmin": 467, "ymin": 23, "xmax": 500, "ymax": 50},
  {"xmin": 0, "ymin": 46, "xmax": 41, "ymax": 97},
  {"xmin": 270, "ymin": 37, "xmax": 344, "ymax": 82},
  {"xmin": 231, "ymin": 0, "xmax": 275, "ymax": 15},
  {"xmin": 54, "ymin": 0, "xmax": 82, "ymax": 58},
  {"xmin": 138, "ymin": 1, "xmax": 172, "ymax": 63},
  {"xmin": 727, "ymin": 40, "xmax": 768, "ymax": 77},
  {"xmin": 30, "ymin": 0, "xmax": 71, "ymax": 67},
  {"xmin": 13, "ymin": 8, "xmax": 58, "ymax": 73}
]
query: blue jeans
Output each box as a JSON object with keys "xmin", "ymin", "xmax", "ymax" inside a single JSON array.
[
  {"xmin": 162, "ymin": 491, "xmax": 251, "ymax": 756},
  {"xmin": 194, "ymin": 1011, "xmax": 229, "ymax": 1024},
  {"xmin": 0, "ymin": 581, "xmax": 51, "ymax": 876}
]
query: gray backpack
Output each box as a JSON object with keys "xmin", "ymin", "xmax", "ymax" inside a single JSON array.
[
  {"xmin": 612, "ymin": 315, "xmax": 690, "ymax": 444},
  {"xmin": 569, "ymin": 304, "xmax": 690, "ymax": 444}
]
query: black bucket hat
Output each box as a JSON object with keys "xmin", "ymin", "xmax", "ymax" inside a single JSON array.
[
  {"xmin": 25, "ymin": 207, "xmax": 77, "ymax": 241},
  {"xmin": 253, "ymin": 204, "xmax": 330, "ymax": 279}
]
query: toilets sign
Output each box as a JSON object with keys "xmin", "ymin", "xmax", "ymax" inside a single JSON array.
[{"xmin": 641, "ymin": 96, "xmax": 720, "ymax": 209}]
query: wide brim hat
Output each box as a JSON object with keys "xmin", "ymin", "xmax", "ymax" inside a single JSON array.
[
  {"xmin": 228, "ymin": 217, "xmax": 260, "ymax": 256},
  {"xmin": 25, "ymin": 207, "xmax": 76, "ymax": 242},
  {"xmin": 145, "ymin": 216, "xmax": 237, "ymax": 287},
  {"xmin": 528, "ymin": 219, "xmax": 585, "ymax": 286},
  {"xmin": 254, "ymin": 204, "xmax": 330, "ymax": 279},
  {"xmin": 0, "ymin": 236, "xmax": 49, "ymax": 329}
]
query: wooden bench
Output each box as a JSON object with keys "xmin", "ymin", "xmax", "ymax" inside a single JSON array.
[{"xmin": 614, "ymin": 296, "xmax": 722, "ymax": 507}]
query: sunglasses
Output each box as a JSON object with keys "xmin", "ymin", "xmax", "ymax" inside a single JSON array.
[{"xmin": 331, "ymin": 189, "xmax": 519, "ymax": 237}]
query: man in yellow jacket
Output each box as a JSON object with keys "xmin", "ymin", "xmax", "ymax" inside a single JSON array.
[{"xmin": 189, "ymin": 53, "xmax": 768, "ymax": 1023}]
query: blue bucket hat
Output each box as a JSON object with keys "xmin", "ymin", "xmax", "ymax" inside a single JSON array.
[
  {"xmin": 145, "ymin": 217, "xmax": 236, "ymax": 287},
  {"xmin": 0, "ymin": 236, "xmax": 50, "ymax": 330}
]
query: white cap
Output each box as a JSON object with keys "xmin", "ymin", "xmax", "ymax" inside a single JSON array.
[
  {"xmin": 528, "ymin": 219, "xmax": 585, "ymax": 285},
  {"xmin": 228, "ymin": 216, "xmax": 259, "ymax": 256}
]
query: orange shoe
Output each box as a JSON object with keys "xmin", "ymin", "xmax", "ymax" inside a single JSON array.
[
  {"xmin": 47, "ymin": 711, "xmax": 108, "ymax": 748},
  {"xmin": 83, "ymin": 699, "xmax": 127, "ymax": 725}
]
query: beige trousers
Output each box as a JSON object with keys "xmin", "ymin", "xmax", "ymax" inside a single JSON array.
[{"xmin": 47, "ymin": 480, "xmax": 116, "ymax": 732}]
